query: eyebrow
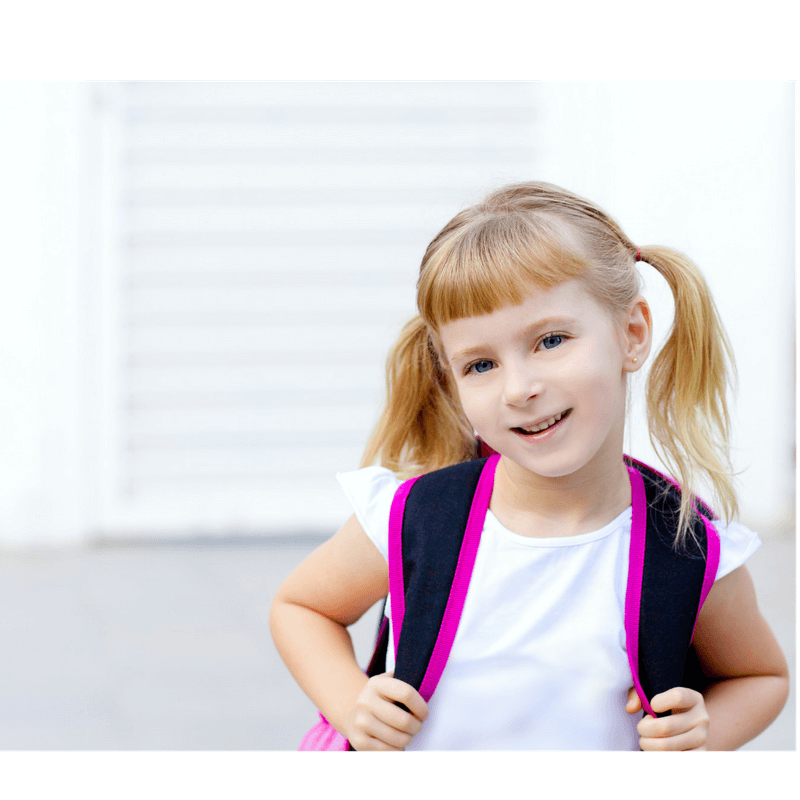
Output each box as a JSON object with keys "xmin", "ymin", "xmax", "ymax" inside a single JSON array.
[{"xmin": 448, "ymin": 316, "xmax": 579, "ymax": 366}]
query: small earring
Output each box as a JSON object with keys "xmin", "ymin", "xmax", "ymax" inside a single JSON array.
[{"xmin": 632, "ymin": 358, "xmax": 638, "ymax": 363}]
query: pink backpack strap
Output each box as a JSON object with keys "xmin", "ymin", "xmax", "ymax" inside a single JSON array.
[
  {"xmin": 623, "ymin": 457, "xmax": 721, "ymax": 719},
  {"xmin": 624, "ymin": 465, "xmax": 655, "ymax": 717},
  {"xmin": 694, "ymin": 515, "xmax": 721, "ymax": 638},
  {"xmin": 387, "ymin": 454, "xmax": 500, "ymax": 702},
  {"xmin": 387, "ymin": 475, "xmax": 421, "ymax": 660},
  {"xmin": 419, "ymin": 454, "xmax": 499, "ymax": 700}
]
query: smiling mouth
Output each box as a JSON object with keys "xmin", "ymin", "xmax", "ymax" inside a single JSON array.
[{"xmin": 512, "ymin": 408, "xmax": 572, "ymax": 436}]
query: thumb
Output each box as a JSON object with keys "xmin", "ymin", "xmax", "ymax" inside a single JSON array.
[{"xmin": 625, "ymin": 687, "xmax": 642, "ymax": 714}]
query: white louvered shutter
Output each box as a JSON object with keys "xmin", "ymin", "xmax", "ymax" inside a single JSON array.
[{"xmin": 96, "ymin": 81, "xmax": 542, "ymax": 539}]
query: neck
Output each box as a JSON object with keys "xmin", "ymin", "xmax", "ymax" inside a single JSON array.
[{"xmin": 491, "ymin": 448, "xmax": 632, "ymax": 538}]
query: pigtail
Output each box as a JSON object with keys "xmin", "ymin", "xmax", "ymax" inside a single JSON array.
[
  {"xmin": 360, "ymin": 315, "xmax": 475, "ymax": 478},
  {"xmin": 357, "ymin": 181, "xmax": 741, "ymax": 549},
  {"xmin": 640, "ymin": 245, "xmax": 738, "ymax": 545}
]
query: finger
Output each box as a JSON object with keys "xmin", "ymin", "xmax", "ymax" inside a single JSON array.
[
  {"xmin": 649, "ymin": 686, "xmax": 703, "ymax": 715},
  {"xmin": 356, "ymin": 714, "xmax": 416, "ymax": 751},
  {"xmin": 371, "ymin": 697, "xmax": 425, "ymax": 735},
  {"xmin": 375, "ymin": 677, "xmax": 429, "ymax": 722},
  {"xmin": 625, "ymin": 687, "xmax": 642, "ymax": 714},
  {"xmin": 639, "ymin": 725, "xmax": 709, "ymax": 751},
  {"xmin": 350, "ymin": 730, "xmax": 404, "ymax": 752},
  {"xmin": 636, "ymin": 714, "xmax": 694, "ymax": 739},
  {"xmin": 638, "ymin": 705, "xmax": 709, "ymax": 740}
]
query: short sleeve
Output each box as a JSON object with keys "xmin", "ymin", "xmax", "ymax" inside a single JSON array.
[
  {"xmin": 335, "ymin": 466, "xmax": 400, "ymax": 561},
  {"xmin": 714, "ymin": 519, "xmax": 762, "ymax": 580}
]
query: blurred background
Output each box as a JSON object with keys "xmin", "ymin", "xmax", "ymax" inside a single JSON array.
[{"xmin": 0, "ymin": 81, "xmax": 793, "ymax": 749}]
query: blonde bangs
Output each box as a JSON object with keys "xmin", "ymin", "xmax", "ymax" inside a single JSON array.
[
  {"xmin": 417, "ymin": 213, "xmax": 590, "ymax": 329},
  {"xmin": 363, "ymin": 180, "xmax": 738, "ymax": 548}
]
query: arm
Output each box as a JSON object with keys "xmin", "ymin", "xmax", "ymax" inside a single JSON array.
[
  {"xmin": 626, "ymin": 564, "xmax": 789, "ymax": 750},
  {"xmin": 269, "ymin": 513, "xmax": 428, "ymax": 750},
  {"xmin": 691, "ymin": 562, "xmax": 790, "ymax": 749}
]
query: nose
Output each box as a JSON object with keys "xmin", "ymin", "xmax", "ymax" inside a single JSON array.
[{"xmin": 502, "ymin": 361, "xmax": 541, "ymax": 407}]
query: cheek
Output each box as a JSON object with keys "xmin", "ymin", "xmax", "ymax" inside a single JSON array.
[
  {"xmin": 577, "ymin": 353, "xmax": 627, "ymax": 412},
  {"xmin": 454, "ymin": 381, "xmax": 493, "ymax": 424}
]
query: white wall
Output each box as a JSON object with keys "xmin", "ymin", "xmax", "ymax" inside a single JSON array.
[
  {"xmin": 535, "ymin": 81, "xmax": 795, "ymax": 534},
  {"xmin": 0, "ymin": 83, "xmax": 92, "ymax": 546},
  {"xmin": 0, "ymin": 82, "xmax": 793, "ymax": 546}
]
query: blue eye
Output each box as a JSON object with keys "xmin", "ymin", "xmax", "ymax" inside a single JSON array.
[
  {"xmin": 462, "ymin": 336, "xmax": 564, "ymax": 375},
  {"xmin": 541, "ymin": 334, "xmax": 564, "ymax": 350},
  {"xmin": 468, "ymin": 359, "xmax": 494, "ymax": 374}
]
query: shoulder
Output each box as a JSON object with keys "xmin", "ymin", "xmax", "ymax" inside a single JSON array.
[
  {"xmin": 336, "ymin": 465, "xmax": 401, "ymax": 561},
  {"xmin": 336, "ymin": 464, "xmax": 400, "ymax": 501},
  {"xmin": 624, "ymin": 457, "xmax": 761, "ymax": 579},
  {"xmin": 399, "ymin": 458, "xmax": 494, "ymax": 528},
  {"xmin": 403, "ymin": 457, "xmax": 489, "ymax": 502},
  {"xmin": 693, "ymin": 555, "xmax": 788, "ymax": 685},
  {"xmin": 713, "ymin": 518, "xmax": 762, "ymax": 580}
]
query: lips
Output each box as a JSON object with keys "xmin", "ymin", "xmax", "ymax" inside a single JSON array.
[{"xmin": 512, "ymin": 408, "xmax": 572, "ymax": 436}]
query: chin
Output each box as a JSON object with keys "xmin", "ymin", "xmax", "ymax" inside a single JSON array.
[
  {"xmin": 502, "ymin": 452, "xmax": 575, "ymax": 478},
  {"xmin": 503, "ymin": 444, "xmax": 607, "ymax": 481}
]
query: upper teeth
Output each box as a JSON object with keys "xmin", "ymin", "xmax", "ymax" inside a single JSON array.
[{"xmin": 520, "ymin": 411, "xmax": 565, "ymax": 433}]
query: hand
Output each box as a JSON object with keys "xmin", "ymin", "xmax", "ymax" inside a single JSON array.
[
  {"xmin": 345, "ymin": 672, "xmax": 428, "ymax": 751},
  {"xmin": 626, "ymin": 686, "xmax": 710, "ymax": 751}
]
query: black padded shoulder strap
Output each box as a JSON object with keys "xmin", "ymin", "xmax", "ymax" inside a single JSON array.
[
  {"xmin": 625, "ymin": 457, "xmax": 716, "ymax": 711},
  {"xmin": 391, "ymin": 458, "xmax": 488, "ymax": 691},
  {"xmin": 363, "ymin": 454, "xmax": 718, "ymax": 725}
]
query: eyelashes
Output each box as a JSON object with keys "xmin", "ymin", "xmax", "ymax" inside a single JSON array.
[
  {"xmin": 464, "ymin": 359, "xmax": 495, "ymax": 375},
  {"xmin": 461, "ymin": 332, "xmax": 569, "ymax": 376}
]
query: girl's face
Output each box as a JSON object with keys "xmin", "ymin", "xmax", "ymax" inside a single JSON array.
[{"xmin": 439, "ymin": 279, "xmax": 646, "ymax": 482}]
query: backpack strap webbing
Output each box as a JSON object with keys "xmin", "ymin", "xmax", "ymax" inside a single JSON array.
[
  {"xmin": 387, "ymin": 455, "xmax": 500, "ymax": 702},
  {"xmin": 624, "ymin": 456, "xmax": 720, "ymax": 718},
  {"xmin": 365, "ymin": 450, "xmax": 721, "ymax": 728}
]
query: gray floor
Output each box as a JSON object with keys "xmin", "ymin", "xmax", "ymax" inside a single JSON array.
[{"xmin": 0, "ymin": 533, "xmax": 794, "ymax": 750}]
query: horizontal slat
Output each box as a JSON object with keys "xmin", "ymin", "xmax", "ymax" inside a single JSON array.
[
  {"xmin": 126, "ymin": 324, "xmax": 397, "ymax": 355},
  {"xmin": 124, "ymin": 350, "xmax": 383, "ymax": 367},
  {"xmin": 125, "ymin": 444, "xmax": 368, "ymax": 482},
  {"xmin": 122, "ymin": 201, "xmax": 474, "ymax": 235},
  {"xmin": 127, "ymin": 389, "xmax": 382, "ymax": 410},
  {"xmin": 124, "ymin": 244, "xmax": 422, "ymax": 276},
  {"xmin": 126, "ymin": 122, "xmax": 537, "ymax": 149},
  {"xmin": 126, "ymin": 106, "xmax": 537, "ymax": 125},
  {"xmin": 127, "ymin": 363, "xmax": 383, "ymax": 394},
  {"xmin": 127, "ymin": 162, "xmax": 528, "ymax": 191},
  {"xmin": 125, "ymin": 285, "xmax": 415, "ymax": 316},
  {"xmin": 122, "ymin": 82, "xmax": 540, "ymax": 108},
  {"xmin": 124, "ymin": 310, "xmax": 410, "ymax": 327},
  {"xmin": 124, "ymin": 270, "xmax": 416, "ymax": 289},
  {"xmin": 120, "ymin": 228, "xmax": 440, "ymax": 247},
  {"xmin": 127, "ymin": 405, "xmax": 378, "ymax": 437},
  {"xmin": 125, "ymin": 186, "xmax": 491, "ymax": 206},
  {"xmin": 127, "ymin": 146, "xmax": 537, "ymax": 165}
]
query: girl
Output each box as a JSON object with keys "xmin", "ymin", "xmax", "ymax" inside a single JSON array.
[{"xmin": 270, "ymin": 182, "xmax": 789, "ymax": 750}]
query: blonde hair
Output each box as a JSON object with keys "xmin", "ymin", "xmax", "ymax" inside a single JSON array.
[{"xmin": 362, "ymin": 182, "xmax": 737, "ymax": 545}]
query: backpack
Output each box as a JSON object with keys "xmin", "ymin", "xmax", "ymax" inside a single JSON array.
[{"xmin": 299, "ymin": 451, "xmax": 720, "ymax": 751}]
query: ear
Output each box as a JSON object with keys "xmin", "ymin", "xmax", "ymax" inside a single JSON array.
[{"xmin": 622, "ymin": 296, "xmax": 652, "ymax": 373}]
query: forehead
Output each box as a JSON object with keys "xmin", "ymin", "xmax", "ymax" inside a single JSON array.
[{"xmin": 439, "ymin": 280, "xmax": 614, "ymax": 361}]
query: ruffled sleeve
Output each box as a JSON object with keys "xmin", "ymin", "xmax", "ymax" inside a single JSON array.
[
  {"xmin": 335, "ymin": 466, "xmax": 401, "ymax": 561},
  {"xmin": 714, "ymin": 519, "xmax": 762, "ymax": 580}
]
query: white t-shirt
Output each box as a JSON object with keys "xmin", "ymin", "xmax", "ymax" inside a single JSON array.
[{"xmin": 337, "ymin": 465, "xmax": 762, "ymax": 751}]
